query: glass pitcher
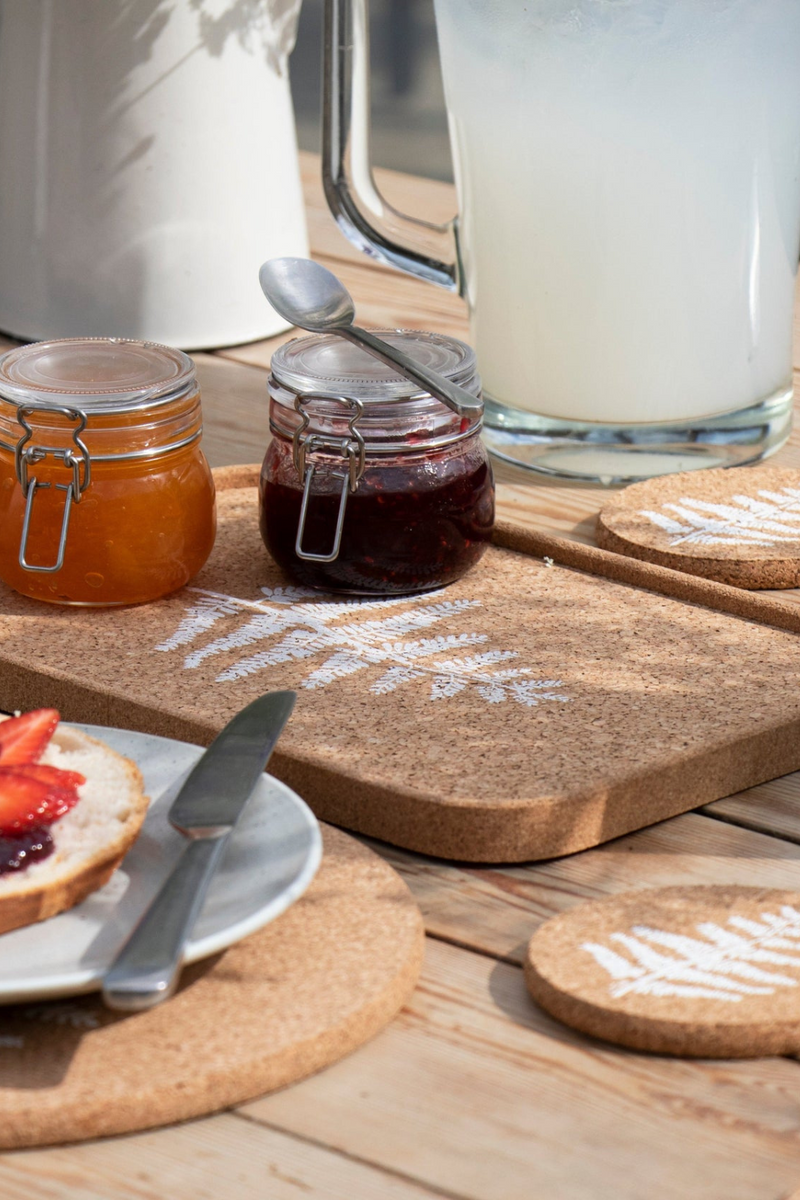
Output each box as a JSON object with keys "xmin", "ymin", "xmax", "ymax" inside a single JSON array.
[{"xmin": 323, "ymin": 0, "xmax": 800, "ymax": 481}]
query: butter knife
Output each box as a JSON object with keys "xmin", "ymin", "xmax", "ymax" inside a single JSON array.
[{"xmin": 102, "ymin": 690, "xmax": 296, "ymax": 1012}]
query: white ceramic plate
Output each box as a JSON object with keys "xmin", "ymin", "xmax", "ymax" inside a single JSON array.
[{"xmin": 0, "ymin": 724, "xmax": 323, "ymax": 1005}]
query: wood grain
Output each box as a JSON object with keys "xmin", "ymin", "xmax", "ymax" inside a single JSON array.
[
  {"xmin": 0, "ymin": 1114, "xmax": 450, "ymax": 1200},
  {"xmin": 194, "ymin": 353, "xmax": 273, "ymax": 467},
  {"xmin": 243, "ymin": 938, "xmax": 800, "ymax": 1200},
  {"xmin": 706, "ymin": 772, "xmax": 800, "ymax": 846},
  {"xmin": 373, "ymin": 811, "xmax": 800, "ymax": 965}
]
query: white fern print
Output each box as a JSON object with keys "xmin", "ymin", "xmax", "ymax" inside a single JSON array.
[
  {"xmin": 156, "ymin": 586, "xmax": 571, "ymax": 708},
  {"xmin": 21, "ymin": 1003, "xmax": 100, "ymax": 1029},
  {"xmin": 582, "ymin": 905, "xmax": 800, "ymax": 1003},
  {"xmin": 640, "ymin": 486, "xmax": 800, "ymax": 548}
]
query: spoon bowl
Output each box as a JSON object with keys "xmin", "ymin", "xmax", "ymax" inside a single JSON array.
[
  {"xmin": 259, "ymin": 257, "xmax": 483, "ymax": 420},
  {"xmin": 259, "ymin": 257, "xmax": 355, "ymax": 331}
]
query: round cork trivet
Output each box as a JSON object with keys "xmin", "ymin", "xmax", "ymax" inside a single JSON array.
[
  {"xmin": 596, "ymin": 467, "xmax": 800, "ymax": 588},
  {"xmin": 0, "ymin": 826, "xmax": 424, "ymax": 1149},
  {"xmin": 525, "ymin": 886, "xmax": 800, "ymax": 1058}
]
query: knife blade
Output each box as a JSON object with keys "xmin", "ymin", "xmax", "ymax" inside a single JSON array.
[{"xmin": 102, "ymin": 690, "xmax": 296, "ymax": 1012}]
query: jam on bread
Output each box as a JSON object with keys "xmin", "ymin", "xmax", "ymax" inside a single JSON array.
[{"xmin": 0, "ymin": 710, "xmax": 85, "ymax": 875}]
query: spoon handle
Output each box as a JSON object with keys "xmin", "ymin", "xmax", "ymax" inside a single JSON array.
[{"xmin": 337, "ymin": 325, "xmax": 483, "ymax": 420}]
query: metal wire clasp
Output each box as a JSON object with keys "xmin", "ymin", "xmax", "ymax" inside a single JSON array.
[
  {"xmin": 292, "ymin": 393, "xmax": 365, "ymax": 563},
  {"xmin": 14, "ymin": 405, "xmax": 91, "ymax": 573}
]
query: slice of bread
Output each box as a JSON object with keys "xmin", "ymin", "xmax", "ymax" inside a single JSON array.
[{"xmin": 0, "ymin": 719, "xmax": 149, "ymax": 935}]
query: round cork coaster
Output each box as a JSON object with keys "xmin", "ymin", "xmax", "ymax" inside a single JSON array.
[
  {"xmin": 0, "ymin": 826, "xmax": 424, "ymax": 1149},
  {"xmin": 525, "ymin": 886, "xmax": 800, "ymax": 1058},
  {"xmin": 596, "ymin": 467, "xmax": 800, "ymax": 588}
]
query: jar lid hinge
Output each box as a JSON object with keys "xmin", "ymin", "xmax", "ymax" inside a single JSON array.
[
  {"xmin": 292, "ymin": 393, "xmax": 365, "ymax": 563},
  {"xmin": 14, "ymin": 405, "xmax": 91, "ymax": 574}
]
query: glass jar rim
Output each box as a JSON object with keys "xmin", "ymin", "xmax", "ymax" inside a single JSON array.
[
  {"xmin": 269, "ymin": 329, "xmax": 482, "ymax": 452},
  {"xmin": 0, "ymin": 338, "xmax": 196, "ymax": 413},
  {"xmin": 270, "ymin": 328, "xmax": 480, "ymax": 403}
]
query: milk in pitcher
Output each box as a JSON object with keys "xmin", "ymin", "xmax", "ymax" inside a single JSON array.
[{"xmin": 434, "ymin": 0, "xmax": 800, "ymax": 425}]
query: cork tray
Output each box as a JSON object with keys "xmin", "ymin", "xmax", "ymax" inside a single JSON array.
[
  {"xmin": 4, "ymin": 464, "xmax": 800, "ymax": 863},
  {"xmin": 0, "ymin": 827, "xmax": 425, "ymax": 1149}
]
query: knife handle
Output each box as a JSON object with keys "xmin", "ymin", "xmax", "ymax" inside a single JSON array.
[{"xmin": 102, "ymin": 835, "xmax": 229, "ymax": 1012}]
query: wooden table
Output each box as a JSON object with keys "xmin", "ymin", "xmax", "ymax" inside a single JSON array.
[{"xmin": 5, "ymin": 156, "xmax": 800, "ymax": 1200}]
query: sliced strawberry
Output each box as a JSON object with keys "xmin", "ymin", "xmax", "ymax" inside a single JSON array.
[
  {"xmin": 17, "ymin": 764, "xmax": 86, "ymax": 792},
  {"xmin": 0, "ymin": 768, "xmax": 61, "ymax": 834},
  {"xmin": 0, "ymin": 709, "xmax": 60, "ymax": 765},
  {"xmin": 0, "ymin": 763, "xmax": 84, "ymax": 833},
  {"xmin": 16, "ymin": 764, "xmax": 85, "ymax": 821}
]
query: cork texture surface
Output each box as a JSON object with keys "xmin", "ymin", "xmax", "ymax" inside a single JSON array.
[
  {"xmin": 597, "ymin": 466, "xmax": 800, "ymax": 588},
  {"xmin": 0, "ymin": 826, "xmax": 425, "ymax": 1149},
  {"xmin": 525, "ymin": 885, "xmax": 800, "ymax": 1057},
  {"xmin": 494, "ymin": 519, "xmax": 800, "ymax": 636},
  {"xmin": 4, "ymin": 466, "xmax": 800, "ymax": 862}
]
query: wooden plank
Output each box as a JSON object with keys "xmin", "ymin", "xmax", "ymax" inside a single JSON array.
[
  {"xmin": 6, "ymin": 816, "xmax": 800, "ymax": 1200},
  {"xmin": 242, "ymin": 938, "xmax": 800, "ymax": 1200},
  {"xmin": 369, "ymin": 811, "xmax": 800, "ymax": 965},
  {"xmin": 705, "ymin": 773, "xmax": 800, "ymax": 846},
  {"xmin": 194, "ymin": 353, "xmax": 272, "ymax": 468},
  {"xmin": 0, "ymin": 1112, "xmax": 452, "ymax": 1200}
]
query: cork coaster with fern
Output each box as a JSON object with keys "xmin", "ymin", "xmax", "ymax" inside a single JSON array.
[
  {"xmin": 597, "ymin": 467, "xmax": 800, "ymax": 588},
  {"xmin": 525, "ymin": 886, "xmax": 800, "ymax": 1057}
]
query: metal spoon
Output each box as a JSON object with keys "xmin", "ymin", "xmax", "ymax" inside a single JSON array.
[{"xmin": 259, "ymin": 257, "xmax": 483, "ymax": 420}]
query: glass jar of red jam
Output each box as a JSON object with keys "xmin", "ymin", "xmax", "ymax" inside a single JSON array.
[
  {"xmin": 260, "ymin": 330, "xmax": 494, "ymax": 594},
  {"xmin": 0, "ymin": 338, "xmax": 216, "ymax": 606}
]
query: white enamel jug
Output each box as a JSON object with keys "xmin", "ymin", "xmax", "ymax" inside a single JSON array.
[
  {"xmin": 0, "ymin": 0, "xmax": 309, "ymax": 348},
  {"xmin": 324, "ymin": 0, "xmax": 800, "ymax": 480}
]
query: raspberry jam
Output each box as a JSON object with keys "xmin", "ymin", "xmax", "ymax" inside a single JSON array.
[
  {"xmin": 0, "ymin": 827, "xmax": 54, "ymax": 875},
  {"xmin": 262, "ymin": 330, "xmax": 494, "ymax": 594},
  {"xmin": 261, "ymin": 439, "xmax": 494, "ymax": 593}
]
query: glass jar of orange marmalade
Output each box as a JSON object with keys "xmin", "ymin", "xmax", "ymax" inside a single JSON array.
[{"xmin": 0, "ymin": 338, "xmax": 216, "ymax": 606}]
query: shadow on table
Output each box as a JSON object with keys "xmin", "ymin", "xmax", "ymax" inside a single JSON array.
[{"xmin": 486, "ymin": 951, "xmax": 624, "ymax": 1056}]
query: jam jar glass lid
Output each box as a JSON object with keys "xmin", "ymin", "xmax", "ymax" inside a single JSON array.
[
  {"xmin": 0, "ymin": 338, "xmax": 196, "ymax": 413},
  {"xmin": 271, "ymin": 328, "xmax": 479, "ymax": 401},
  {"xmin": 269, "ymin": 330, "xmax": 482, "ymax": 450}
]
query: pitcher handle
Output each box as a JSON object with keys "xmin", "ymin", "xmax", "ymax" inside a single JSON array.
[{"xmin": 323, "ymin": 0, "xmax": 460, "ymax": 293}]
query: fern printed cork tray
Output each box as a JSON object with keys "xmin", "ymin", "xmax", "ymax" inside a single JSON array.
[{"xmin": 4, "ymin": 465, "xmax": 800, "ymax": 863}]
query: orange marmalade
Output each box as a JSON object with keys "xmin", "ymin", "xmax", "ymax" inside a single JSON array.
[{"xmin": 0, "ymin": 338, "xmax": 216, "ymax": 606}]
